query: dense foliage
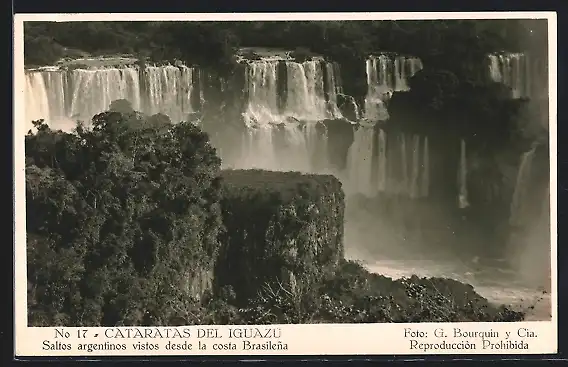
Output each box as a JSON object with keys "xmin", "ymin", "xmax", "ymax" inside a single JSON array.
[
  {"xmin": 24, "ymin": 20, "xmax": 546, "ymax": 73},
  {"xmin": 387, "ymin": 75, "xmax": 529, "ymax": 147},
  {"xmin": 151, "ymin": 260, "xmax": 525, "ymax": 325},
  {"xmin": 216, "ymin": 170, "xmax": 345, "ymax": 304},
  {"xmin": 26, "ymin": 108, "xmax": 223, "ymax": 326}
]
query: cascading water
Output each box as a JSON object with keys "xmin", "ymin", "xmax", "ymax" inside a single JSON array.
[
  {"xmin": 25, "ymin": 71, "xmax": 52, "ymax": 131},
  {"xmin": 506, "ymin": 144, "xmax": 551, "ymax": 304},
  {"xmin": 384, "ymin": 132, "xmax": 429, "ymax": 198},
  {"xmin": 23, "ymin": 64, "xmax": 201, "ymax": 132},
  {"xmin": 488, "ymin": 53, "xmax": 531, "ymax": 99},
  {"xmin": 238, "ymin": 58, "xmax": 343, "ymax": 174},
  {"xmin": 345, "ymin": 125, "xmax": 430, "ymax": 198},
  {"xmin": 324, "ymin": 62, "xmax": 343, "ymax": 118},
  {"xmin": 458, "ymin": 139, "xmax": 469, "ymax": 209},
  {"xmin": 343, "ymin": 54, "xmax": 427, "ymax": 197},
  {"xmin": 144, "ymin": 65, "xmax": 196, "ymax": 123},
  {"xmin": 364, "ymin": 54, "xmax": 423, "ymax": 121},
  {"xmin": 242, "ymin": 60, "xmax": 280, "ymax": 125},
  {"xmin": 284, "ymin": 61, "xmax": 336, "ymax": 121},
  {"xmin": 376, "ymin": 129, "xmax": 388, "ymax": 192},
  {"xmin": 42, "ymin": 71, "xmax": 68, "ymax": 122},
  {"xmin": 509, "ymin": 146, "xmax": 537, "ymax": 226},
  {"xmin": 345, "ymin": 123, "xmax": 376, "ymax": 196},
  {"xmin": 342, "ymin": 94, "xmax": 361, "ymax": 121},
  {"xmin": 67, "ymin": 66, "xmax": 142, "ymax": 123}
]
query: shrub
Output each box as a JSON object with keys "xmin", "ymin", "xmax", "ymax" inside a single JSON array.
[{"xmin": 230, "ymin": 260, "xmax": 525, "ymax": 324}]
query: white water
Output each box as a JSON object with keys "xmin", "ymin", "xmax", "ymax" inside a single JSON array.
[
  {"xmin": 236, "ymin": 59, "xmax": 342, "ymax": 174},
  {"xmin": 345, "ymin": 126, "xmax": 430, "ymax": 198},
  {"xmin": 144, "ymin": 65, "xmax": 196, "ymax": 123},
  {"xmin": 23, "ymin": 64, "xmax": 199, "ymax": 132},
  {"xmin": 345, "ymin": 196, "xmax": 551, "ymax": 321},
  {"xmin": 68, "ymin": 67, "xmax": 142, "ymax": 123},
  {"xmin": 338, "ymin": 93, "xmax": 361, "ymax": 121},
  {"xmin": 509, "ymin": 146, "xmax": 537, "ymax": 227},
  {"xmin": 362, "ymin": 259, "xmax": 550, "ymax": 321},
  {"xmin": 488, "ymin": 53, "xmax": 531, "ymax": 99},
  {"xmin": 458, "ymin": 139, "xmax": 469, "ymax": 208},
  {"xmin": 364, "ymin": 54, "xmax": 423, "ymax": 121},
  {"xmin": 346, "ymin": 125, "xmax": 376, "ymax": 196},
  {"xmin": 25, "ymin": 72, "xmax": 52, "ymax": 131},
  {"xmin": 242, "ymin": 61, "xmax": 280, "ymax": 126}
]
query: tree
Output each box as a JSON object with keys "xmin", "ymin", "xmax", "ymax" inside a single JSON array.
[{"xmin": 26, "ymin": 106, "xmax": 224, "ymax": 326}]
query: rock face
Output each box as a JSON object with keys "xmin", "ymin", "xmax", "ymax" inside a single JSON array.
[{"xmin": 215, "ymin": 169, "xmax": 345, "ymax": 304}]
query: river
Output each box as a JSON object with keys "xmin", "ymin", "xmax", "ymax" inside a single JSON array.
[{"xmin": 344, "ymin": 198, "xmax": 552, "ymax": 321}]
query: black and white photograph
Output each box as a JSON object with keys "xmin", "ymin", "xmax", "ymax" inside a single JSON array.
[{"xmin": 18, "ymin": 14, "xmax": 553, "ymax": 334}]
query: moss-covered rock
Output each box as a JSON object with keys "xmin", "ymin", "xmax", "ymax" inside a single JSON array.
[{"xmin": 215, "ymin": 169, "xmax": 345, "ymax": 305}]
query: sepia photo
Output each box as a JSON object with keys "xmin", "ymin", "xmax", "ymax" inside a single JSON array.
[{"xmin": 14, "ymin": 12, "xmax": 556, "ymax": 356}]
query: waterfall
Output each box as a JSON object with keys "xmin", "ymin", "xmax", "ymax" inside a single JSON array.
[
  {"xmin": 458, "ymin": 139, "xmax": 469, "ymax": 209},
  {"xmin": 43, "ymin": 71, "xmax": 68, "ymax": 121},
  {"xmin": 364, "ymin": 54, "xmax": 423, "ymax": 121},
  {"xmin": 376, "ymin": 129, "xmax": 387, "ymax": 192},
  {"xmin": 25, "ymin": 72, "xmax": 52, "ymax": 130},
  {"xmin": 285, "ymin": 60, "xmax": 334, "ymax": 121},
  {"xmin": 409, "ymin": 134, "xmax": 421, "ymax": 198},
  {"xmin": 346, "ymin": 126, "xmax": 430, "ymax": 198},
  {"xmin": 242, "ymin": 60, "xmax": 280, "ymax": 126},
  {"xmin": 238, "ymin": 58, "xmax": 341, "ymax": 173},
  {"xmin": 144, "ymin": 65, "xmax": 196, "ymax": 123},
  {"xmin": 346, "ymin": 124, "xmax": 375, "ymax": 196},
  {"xmin": 23, "ymin": 64, "xmax": 201, "ymax": 132},
  {"xmin": 337, "ymin": 93, "xmax": 361, "ymax": 122},
  {"xmin": 400, "ymin": 133, "xmax": 409, "ymax": 195},
  {"xmin": 509, "ymin": 147, "xmax": 537, "ymax": 226},
  {"xmin": 235, "ymin": 122, "xmax": 328, "ymax": 173},
  {"xmin": 325, "ymin": 62, "xmax": 343, "ymax": 118},
  {"xmin": 239, "ymin": 126, "xmax": 277, "ymax": 170},
  {"xmin": 68, "ymin": 67, "xmax": 142, "ymax": 123},
  {"xmin": 420, "ymin": 136, "xmax": 430, "ymax": 197},
  {"xmin": 23, "ymin": 58, "xmax": 341, "ymax": 176},
  {"xmin": 487, "ymin": 53, "xmax": 530, "ymax": 99},
  {"xmin": 488, "ymin": 55, "xmax": 502, "ymax": 82}
]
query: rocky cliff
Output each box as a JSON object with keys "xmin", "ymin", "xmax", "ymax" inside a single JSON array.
[{"xmin": 215, "ymin": 169, "xmax": 345, "ymax": 304}]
